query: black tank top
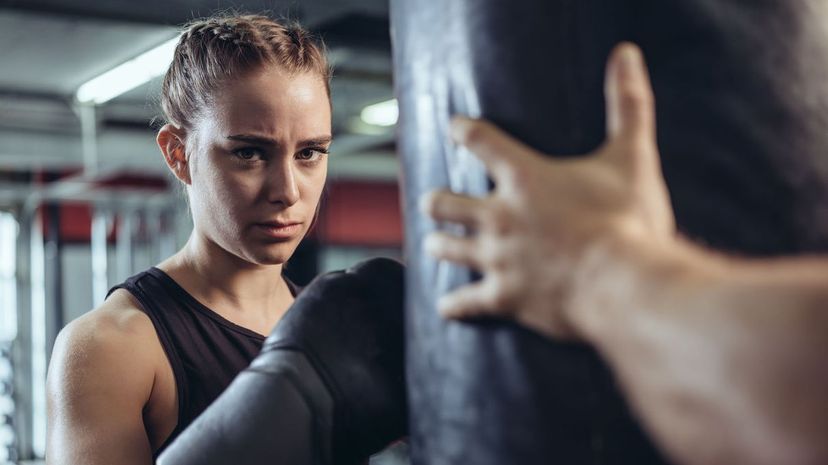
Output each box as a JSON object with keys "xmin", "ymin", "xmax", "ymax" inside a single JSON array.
[{"xmin": 107, "ymin": 267, "xmax": 300, "ymax": 457}]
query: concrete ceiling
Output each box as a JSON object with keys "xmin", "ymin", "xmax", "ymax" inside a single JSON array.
[
  {"xmin": 0, "ymin": 0, "xmax": 397, "ymax": 184},
  {"xmin": 0, "ymin": 0, "xmax": 389, "ymax": 28}
]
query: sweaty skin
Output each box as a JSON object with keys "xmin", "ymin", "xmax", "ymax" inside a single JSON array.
[
  {"xmin": 46, "ymin": 67, "xmax": 331, "ymax": 465},
  {"xmin": 423, "ymin": 43, "xmax": 828, "ymax": 465}
]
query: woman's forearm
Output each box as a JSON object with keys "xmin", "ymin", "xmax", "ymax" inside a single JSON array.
[{"xmin": 570, "ymin": 238, "xmax": 828, "ymax": 465}]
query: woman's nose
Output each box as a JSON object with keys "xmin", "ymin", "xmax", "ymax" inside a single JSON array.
[{"xmin": 266, "ymin": 159, "xmax": 300, "ymax": 207}]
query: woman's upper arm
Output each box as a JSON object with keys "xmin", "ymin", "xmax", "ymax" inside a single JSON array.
[{"xmin": 46, "ymin": 310, "xmax": 157, "ymax": 465}]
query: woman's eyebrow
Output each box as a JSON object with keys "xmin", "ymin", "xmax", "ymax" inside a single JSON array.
[
  {"xmin": 299, "ymin": 136, "xmax": 333, "ymax": 147},
  {"xmin": 226, "ymin": 134, "xmax": 333, "ymax": 146},
  {"xmin": 226, "ymin": 134, "xmax": 278, "ymax": 145}
]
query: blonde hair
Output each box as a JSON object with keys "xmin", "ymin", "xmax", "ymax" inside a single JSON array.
[{"xmin": 161, "ymin": 13, "xmax": 331, "ymax": 129}]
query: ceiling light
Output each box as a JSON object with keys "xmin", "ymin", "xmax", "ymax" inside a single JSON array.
[
  {"xmin": 360, "ymin": 98, "xmax": 398, "ymax": 126},
  {"xmin": 75, "ymin": 36, "xmax": 180, "ymax": 105}
]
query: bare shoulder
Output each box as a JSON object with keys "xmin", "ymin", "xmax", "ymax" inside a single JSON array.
[
  {"xmin": 48, "ymin": 289, "xmax": 160, "ymax": 404},
  {"xmin": 47, "ymin": 290, "xmax": 160, "ymax": 464},
  {"xmin": 53, "ymin": 289, "xmax": 157, "ymax": 361}
]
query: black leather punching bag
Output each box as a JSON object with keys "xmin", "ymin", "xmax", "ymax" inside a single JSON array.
[{"xmin": 391, "ymin": 1, "xmax": 828, "ymax": 464}]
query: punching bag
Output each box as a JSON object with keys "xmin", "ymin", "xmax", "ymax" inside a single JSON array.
[{"xmin": 391, "ymin": 1, "xmax": 828, "ymax": 464}]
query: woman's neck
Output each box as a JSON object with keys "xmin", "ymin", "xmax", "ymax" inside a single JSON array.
[{"xmin": 158, "ymin": 231, "xmax": 293, "ymax": 323}]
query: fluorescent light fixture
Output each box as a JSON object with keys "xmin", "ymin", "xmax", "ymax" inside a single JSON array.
[
  {"xmin": 360, "ymin": 98, "xmax": 398, "ymax": 126},
  {"xmin": 76, "ymin": 36, "xmax": 180, "ymax": 105}
]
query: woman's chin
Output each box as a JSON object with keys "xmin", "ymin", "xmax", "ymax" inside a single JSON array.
[{"xmin": 246, "ymin": 244, "xmax": 298, "ymax": 266}]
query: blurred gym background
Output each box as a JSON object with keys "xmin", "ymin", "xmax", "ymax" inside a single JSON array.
[{"xmin": 0, "ymin": 1, "xmax": 401, "ymax": 463}]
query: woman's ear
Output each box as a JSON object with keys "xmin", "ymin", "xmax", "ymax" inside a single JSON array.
[{"xmin": 157, "ymin": 124, "xmax": 192, "ymax": 185}]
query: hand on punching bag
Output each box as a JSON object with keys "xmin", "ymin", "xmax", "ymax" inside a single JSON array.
[
  {"xmin": 158, "ymin": 258, "xmax": 407, "ymax": 465},
  {"xmin": 421, "ymin": 43, "xmax": 674, "ymax": 340}
]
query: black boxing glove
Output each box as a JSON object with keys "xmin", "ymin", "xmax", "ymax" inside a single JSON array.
[{"xmin": 158, "ymin": 257, "xmax": 407, "ymax": 465}]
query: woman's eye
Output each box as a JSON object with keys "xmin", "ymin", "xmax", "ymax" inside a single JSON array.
[
  {"xmin": 297, "ymin": 147, "xmax": 328, "ymax": 162},
  {"xmin": 233, "ymin": 147, "xmax": 264, "ymax": 161}
]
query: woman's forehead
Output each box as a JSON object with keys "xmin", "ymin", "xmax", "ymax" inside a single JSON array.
[
  {"xmin": 204, "ymin": 67, "xmax": 331, "ymax": 137},
  {"xmin": 224, "ymin": 66, "xmax": 327, "ymax": 103}
]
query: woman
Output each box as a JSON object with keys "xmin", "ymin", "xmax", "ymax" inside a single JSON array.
[{"xmin": 46, "ymin": 14, "xmax": 334, "ymax": 464}]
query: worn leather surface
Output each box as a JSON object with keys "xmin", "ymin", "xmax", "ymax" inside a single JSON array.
[
  {"xmin": 265, "ymin": 258, "xmax": 408, "ymax": 465},
  {"xmin": 391, "ymin": 0, "xmax": 828, "ymax": 463}
]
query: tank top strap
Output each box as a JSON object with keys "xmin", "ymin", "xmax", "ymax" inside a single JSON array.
[{"xmin": 107, "ymin": 269, "xmax": 192, "ymax": 453}]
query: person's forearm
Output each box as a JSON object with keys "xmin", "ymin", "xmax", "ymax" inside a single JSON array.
[{"xmin": 569, "ymin": 237, "xmax": 828, "ymax": 465}]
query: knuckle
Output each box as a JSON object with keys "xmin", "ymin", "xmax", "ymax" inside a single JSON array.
[
  {"xmin": 476, "ymin": 206, "xmax": 495, "ymax": 229},
  {"xmin": 487, "ymin": 279, "xmax": 514, "ymax": 310},
  {"xmin": 619, "ymin": 84, "xmax": 653, "ymax": 112},
  {"xmin": 489, "ymin": 288, "xmax": 512, "ymax": 311},
  {"xmin": 488, "ymin": 205, "xmax": 514, "ymax": 235},
  {"xmin": 500, "ymin": 162, "xmax": 526, "ymax": 187},
  {"xmin": 483, "ymin": 244, "xmax": 509, "ymax": 272}
]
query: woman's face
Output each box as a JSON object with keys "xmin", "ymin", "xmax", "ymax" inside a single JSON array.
[{"xmin": 186, "ymin": 66, "xmax": 331, "ymax": 266}]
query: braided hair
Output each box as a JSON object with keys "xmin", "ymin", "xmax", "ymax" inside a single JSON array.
[{"xmin": 161, "ymin": 14, "xmax": 331, "ymax": 129}]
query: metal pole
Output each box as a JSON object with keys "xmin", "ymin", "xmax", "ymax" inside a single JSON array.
[
  {"xmin": 115, "ymin": 209, "xmax": 134, "ymax": 282},
  {"xmin": 44, "ymin": 204, "xmax": 64, "ymax": 347},
  {"xmin": 159, "ymin": 208, "xmax": 177, "ymax": 262},
  {"xmin": 28, "ymin": 209, "xmax": 46, "ymax": 458},
  {"xmin": 78, "ymin": 103, "xmax": 98, "ymax": 176},
  {"xmin": 90, "ymin": 209, "xmax": 109, "ymax": 307},
  {"xmin": 0, "ymin": 211, "xmax": 19, "ymax": 342},
  {"xmin": 12, "ymin": 207, "xmax": 33, "ymax": 461},
  {"xmin": 145, "ymin": 208, "xmax": 165, "ymax": 265},
  {"xmin": 0, "ymin": 211, "xmax": 19, "ymax": 465}
]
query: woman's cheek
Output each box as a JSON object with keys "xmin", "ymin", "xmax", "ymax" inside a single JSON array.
[
  {"xmin": 310, "ymin": 164, "xmax": 328, "ymax": 196},
  {"xmin": 220, "ymin": 171, "xmax": 262, "ymax": 205}
]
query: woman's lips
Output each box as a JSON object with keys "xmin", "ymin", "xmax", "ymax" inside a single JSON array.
[{"xmin": 254, "ymin": 222, "xmax": 302, "ymax": 240}]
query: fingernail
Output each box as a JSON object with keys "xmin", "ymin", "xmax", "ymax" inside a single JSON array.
[{"xmin": 618, "ymin": 45, "xmax": 641, "ymax": 77}]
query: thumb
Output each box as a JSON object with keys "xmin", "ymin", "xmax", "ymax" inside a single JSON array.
[{"xmin": 604, "ymin": 43, "xmax": 657, "ymax": 158}]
